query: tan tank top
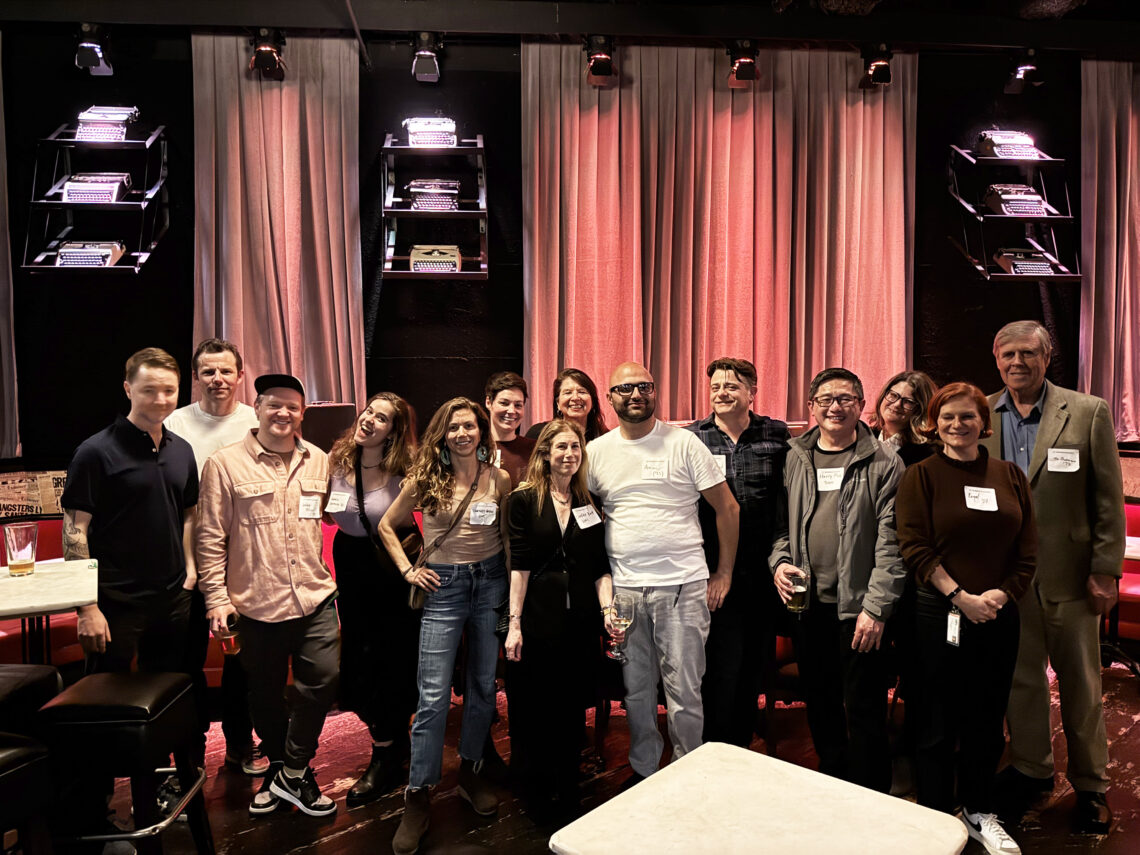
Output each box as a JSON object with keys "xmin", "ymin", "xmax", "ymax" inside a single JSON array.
[{"xmin": 421, "ymin": 471, "xmax": 504, "ymax": 565}]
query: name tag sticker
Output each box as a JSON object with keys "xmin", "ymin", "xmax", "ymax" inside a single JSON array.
[
  {"xmin": 469, "ymin": 501, "xmax": 498, "ymax": 526},
  {"xmin": 324, "ymin": 491, "xmax": 349, "ymax": 514},
  {"xmin": 572, "ymin": 505, "xmax": 603, "ymax": 529},
  {"xmin": 816, "ymin": 467, "xmax": 844, "ymax": 492},
  {"xmin": 713, "ymin": 454, "xmax": 727, "ymax": 476},
  {"xmin": 947, "ymin": 609, "xmax": 961, "ymax": 647},
  {"xmin": 492, "ymin": 448, "xmax": 503, "ymax": 469},
  {"xmin": 642, "ymin": 459, "xmax": 667, "ymax": 480},
  {"xmin": 964, "ymin": 486, "xmax": 998, "ymax": 512},
  {"xmin": 299, "ymin": 495, "xmax": 322, "ymax": 519},
  {"xmin": 1047, "ymin": 448, "xmax": 1080, "ymax": 472}
]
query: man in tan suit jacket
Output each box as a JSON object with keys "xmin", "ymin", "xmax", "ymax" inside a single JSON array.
[{"xmin": 981, "ymin": 321, "xmax": 1125, "ymax": 835}]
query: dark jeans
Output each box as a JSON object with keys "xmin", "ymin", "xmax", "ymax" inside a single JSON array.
[
  {"xmin": 793, "ymin": 601, "xmax": 891, "ymax": 793},
  {"xmin": 239, "ymin": 598, "xmax": 340, "ymax": 769},
  {"xmin": 86, "ymin": 587, "xmax": 191, "ymax": 674},
  {"xmin": 914, "ymin": 590, "xmax": 1020, "ymax": 814},
  {"xmin": 701, "ymin": 571, "xmax": 779, "ymax": 747},
  {"xmin": 180, "ymin": 589, "xmax": 211, "ymax": 766}
]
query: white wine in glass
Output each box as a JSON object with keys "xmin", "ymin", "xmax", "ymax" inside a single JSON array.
[{"xmin": 606, "ymin": 592, "xmax": 636, "ymax": 662}]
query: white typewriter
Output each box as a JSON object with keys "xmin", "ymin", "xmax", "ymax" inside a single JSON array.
[
  {"xmin": 76, "ymin": 106, "xmax": 140, "ymax": 142},
  {"xmin": 54, "ymin": 241, "xmax": 126, "ymax": 267},
  {"xmin": 62, "ymin": 172, "xmax": 133, "ymax": 203},
  {"xmin": 410, "ymin": 245, "xmax": 461, "ymax": 273},
  {"xmin": 976, "ymin": 130, "xmax": 1045, "ymax": 159},
  {"xmin": 402, "ymin": 117, "xmax": 457, "ymax": 147},
  {"xmin": 406, "ymin": 179, "xmax": 460, "ymax": 211},
  {"xmin": 983, "ymin": 184, "xmax": 1047, "ymax": 217}
]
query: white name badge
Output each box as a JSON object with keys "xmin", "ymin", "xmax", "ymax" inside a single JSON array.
[
  {"xmin": 816, "ymin": 467, "xmax": 844, "ymax": 492},
  {"xmin": 469, "ymin": 501, "xmax": 498, "ymax": 526},
  {"xmin": 299, "ymin": 495, "xmax": 323, "ymax": 519},
  {"xmin": 713, "ymin": 454, "xmax": 727, "ymax": 475},
  {"xmin": 1047, "ymin": 448, "xmax": 1080, "ymax": 472},
  {"xmin": 572, "ymin": 505, "xmax": 603, "ymax": 529},
  {"xmin": 642, "ymin": 459, "xmax": 667, "ymax": 480},
  {"xmin": 946, "ymin": 609, "xmax": 961, "ymax": 647},
  {"xmin": 324, "ymin": 491, "xmax": 350, "ymax": 514},
  {"xmin": 492, "ymin": 448, "xmax": 503, "ymax": 468},
  {"xmin": 964, "ymin": 486, "xmax": 998, "ymax": 512}
]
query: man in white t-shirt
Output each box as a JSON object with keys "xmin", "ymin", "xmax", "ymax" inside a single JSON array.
[
  {"xmin": 587, "ymin": 362, "xmax": 740, "ymax": 780},
  {"xmin": 165, "ymin": 338, "xmax": 265, "ymax": 777}
]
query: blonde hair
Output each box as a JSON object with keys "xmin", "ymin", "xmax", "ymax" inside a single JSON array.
[
  {"xmin": 516, "ymin": 419, "xmax": 594, "ymax": 514},
  {"xmin": 406, "ymin": 397, "xmax": 494, "ymax": 514}
]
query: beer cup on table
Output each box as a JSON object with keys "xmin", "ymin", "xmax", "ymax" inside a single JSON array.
[
  {"xmin": 213, "ymin": 613, "xmax": 242, "ymax": 655},
  {"xmin": 786, "ymin": 567, "xmax": 810, "ymax": 615},
  {"xmin": 3, "ymin": 522, "xmax": 38, "ymax": 577}
]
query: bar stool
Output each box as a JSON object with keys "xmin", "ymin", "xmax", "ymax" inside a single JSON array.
[
  {"xmin": 39, "ymin": 672, "xmax": 214, "ymax": 855},
  {"xmin": 0, "ymin": 664, "xmax": 62, "ymax": 735},
  {"xmin": 0, "ymin": 732, "xmax": 52, "ymax": 855}
]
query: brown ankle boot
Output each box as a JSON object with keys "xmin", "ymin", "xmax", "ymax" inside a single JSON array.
[
  {"xmin": 392, "ymin": 787, "xmax": 430, "ymax": 855},
  {"xmin": 457, "ymin": 758, "xmax": 498, "ymax": 816}
]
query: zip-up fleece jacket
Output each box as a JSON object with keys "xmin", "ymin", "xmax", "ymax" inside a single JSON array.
[{"xmin": 768, "ymin": 422, "xmax": 906, "ymax": 622}]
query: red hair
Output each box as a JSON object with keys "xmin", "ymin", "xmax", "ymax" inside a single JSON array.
[{"xmin": 924, "ymin": 381, "xmax": 993, "ymax": 440}]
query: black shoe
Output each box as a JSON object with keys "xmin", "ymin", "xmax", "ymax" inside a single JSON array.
[
  {"xmin": 619, "ymin": 771, "xmax": 646, "ymax": 792},
  {"xmin": 479, "ymin": 740, "xmax": 511, "ymax": 788},
  {"xmin": 249, "ymin": 762, "xmax": 284, "ymax": 817},
  {"xmin": 994, "ymin": 766, "xmax": 1053, "ymax": 825},
  {"xmin": 347, "ymin": 743, "xmax": 405, "ymax": 808},
  {"xmin": 1073, "ymin": 791, "xmax": 1112, "ymax": 835},
  {"xmin": 270, "ymin": 766, "xmax": 337, "ymax": 817}
]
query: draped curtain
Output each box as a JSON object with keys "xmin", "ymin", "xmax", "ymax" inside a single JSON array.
[
  {"xmin": 1080, "ymin": 60, "xmax": 1140, "ymax": 441},
  {"xmin": 191, "ymin": 34, "xmax": 364, "ymax": 406},
  {"xmin": 0, "ymin": 35, "xmax": 19, "ymax": 456},
  {"xmin": 522, "ymin": 43, "xmax": 916, "ymax": 424}
]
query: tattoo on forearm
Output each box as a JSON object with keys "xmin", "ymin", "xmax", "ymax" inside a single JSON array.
[{"xmin": 63, "ymin": 513, "xmax": 90, "ymax": 560}]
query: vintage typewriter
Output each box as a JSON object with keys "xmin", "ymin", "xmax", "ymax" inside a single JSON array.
[
  {"xmin": 402, "ymin": 117, "xmax": 457, "ymax": 147},
  {"xmin": 983, "ymin": 183, "xmax": 1047, "ymax": 217},
  {"xmin": 410, "ymin": 245, "xmax": 461, "ymax": 273},
  {"xmin": 975, "ymin": 130, "xmax": 1046, "ymax": 159},
  {"xmin": 75, "ymin": 106, "xmax": 140, "ymax": 142},
  {"xmin": 406, "ymin": 179, "xmax": 460, "ymax": 211},
  {"xmin": 54, "ymin": 241, "xmax": 126, "ymax": 267},
  {"xmin": 62, "ymin": 172, "xmax": 133, "ymax": 203},
  {"xmin": 993, "ymin": 248, "xmax": 1057, "ymax": 276}
]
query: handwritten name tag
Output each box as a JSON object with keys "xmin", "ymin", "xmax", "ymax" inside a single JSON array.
[
  {"xmin": 1047, "ymin": 448, "xmax": 1080, "ymax": 472},
  {"xmin": 642, "ymin": 459, "xmax": 667, "ymax": 480},
  {"xmin": 324, "ymin": 491, "xmax": 349, "ymax": 514},
  {"xmin": 469, "ymin": 501, "xmax": 498, "ymax": 526},
  {"xmin": 572, "ymin": 505, "xmax": 603, "ymax": 529},
  {"xmin": 816, "ymin": 467, "xmax": 844, "ymax": 492},
  {"xmin": 299, "ymin": 495, "xmax": 323, "ymax": 519},
  {"xmin": 964, "ymin": 486, "xmax": 998, "ymax": 512}
]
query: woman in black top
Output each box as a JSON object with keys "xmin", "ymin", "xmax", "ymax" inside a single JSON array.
[
  {"xmin": 525, "ymin": 367, "xmax": 608, "ymax": 441},
  {"xmin": 505, "ymin": 418, "xmax": 614, "ymax": 820},
  {"xmin": 869, "ymin": 369, "xmax": 937, "ymax": 467}
]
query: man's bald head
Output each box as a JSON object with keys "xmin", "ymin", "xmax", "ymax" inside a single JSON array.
[{"xmin": 609, "ymin": 362, "xmax": 653, "ymax": 389}]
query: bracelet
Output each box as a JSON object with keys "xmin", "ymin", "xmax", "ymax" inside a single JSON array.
[
  {"xmin": 402, "ymin": 567, "xmax": 415, "ymax": 578},
  {"xmin": 601, "ymin": 605, "xmax": 613, "ymax": 615},
  {"xmin": 946, "ymin": 585, "xmax": 962, "ymax": 601},
  {"xmin": 509, "ymin": 614, "xmax": 521, "ymax": 622}
]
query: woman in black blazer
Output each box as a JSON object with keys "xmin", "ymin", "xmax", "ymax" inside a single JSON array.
[{"xmin": 505, "ymin": 418, "xmax": 614, "ymax": 821}]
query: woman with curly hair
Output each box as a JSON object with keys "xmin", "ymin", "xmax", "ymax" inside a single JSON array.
[
  {"xmin": 869, "ymin": 369, "xmax": 938, "ymax": 467},
  {"xmin": 525, "ymin": 367, "xmax": 608, "ymax": 442},
  {"xmin": 380, "ymin": 397, "xmax": 511, "ymax": 855},
  {"xmin": 325, "ymin": 393, "xmax": 418, "ymax": 806}
]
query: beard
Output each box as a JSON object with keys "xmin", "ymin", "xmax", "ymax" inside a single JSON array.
[{"xmin": 615, "ymin": 397, "xmax": 655, "ymax": 424}]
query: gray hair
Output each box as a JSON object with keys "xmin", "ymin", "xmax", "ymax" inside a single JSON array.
[{"xmin": 992, "ymin": 320, "xmax": 1053, "ymax": 359}]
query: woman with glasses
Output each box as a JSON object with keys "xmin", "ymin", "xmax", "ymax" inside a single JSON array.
[
  {"xmin": 896, "ymin": 382, "xmax": 1036, "ymax": 855},
  {"xmin": 869, "ymin": 370, "xmax": 937, "ymax": 467},
  {"xmin": 379, "ymin": 398, "xmax": 512, "ymax": 855},
  {"xmin": 325, "ymin": 393, "xmax": 419, "ymax": 806},
  {"xmin": 526, "ymin": 367, "xmax": 608, "ymax": 442},
  {"xmin": 504, "ymin": 419, "xmax": 614, "ymax": 822}
]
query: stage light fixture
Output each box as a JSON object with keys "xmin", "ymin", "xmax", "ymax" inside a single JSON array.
[
  {"xmin": 858, "ymin": 44, "xmax": 892, "ymax": 90},
  {"xmin": 727, "ymin": 40, "xmax": 759, "ymax": 89},
  {"xmin": 585, "ymin": 35, "xmax": 616, "ymax": 88},
  {"xmin": 76, "ymin": 23, "xmax": 112, "ymax": 77},
  {"xmin": 1004, "ymin": 49, "xmax": 1044, "ymax": 94},
  {"xmin": 412, "ymin": 32, "xmax": 442, "ymax": 83},
  {"xmin": 249, "ymin": 28, "xmax": 286, "ymax": 81}
]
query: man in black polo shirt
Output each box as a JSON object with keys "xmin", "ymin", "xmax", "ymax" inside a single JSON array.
[{"xmin": 61, "ymin": 347, "xmax": 199, "ymax": 674}]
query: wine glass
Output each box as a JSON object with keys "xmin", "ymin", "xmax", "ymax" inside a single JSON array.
[{"xmin": 605, "ymin": 591, "xmax": 636, "ymax": 662}]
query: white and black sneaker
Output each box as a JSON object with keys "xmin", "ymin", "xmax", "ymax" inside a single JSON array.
[
  {"xmin": 269, "ymin": 767, "xmax": 337, "ymax": 817},
  {"xmin": 962, "ymin": 810, "xmax": 1021, "ymax": 855},
  {"xmin": 249, "ymin": 761, "xmax": 284, "ymax": 817}
]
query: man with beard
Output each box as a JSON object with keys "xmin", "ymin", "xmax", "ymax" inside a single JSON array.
[{"xmin": 587, "ymin": 362, "xmax": 739, "ymax": 782}]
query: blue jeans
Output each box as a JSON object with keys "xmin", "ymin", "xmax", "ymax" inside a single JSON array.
[{"xmin": 409, "ymin": 552, "xmax": 507, "ymax": 788}]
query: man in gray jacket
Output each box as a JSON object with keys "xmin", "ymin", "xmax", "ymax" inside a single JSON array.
[{"xmin": 770, "ymin": 367, "xmax": 906, "ymax": 793}]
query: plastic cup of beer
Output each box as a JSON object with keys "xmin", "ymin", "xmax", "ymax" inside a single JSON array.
[
  {"xmin": 787, "ymin": 568, "xmax": 809, "ymax": 614},
  {"xmin": 213, "ymin": 614, "xmax": 241, "ymax": 656},
  {"xmin": 3, "ymin": 522, "xmax": 38, "ymax": 577}
]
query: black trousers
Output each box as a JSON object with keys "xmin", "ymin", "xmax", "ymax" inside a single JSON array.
[
  {"xmin": 701, "ymin": 571, "xmax": 780, "ymax": 747},
  {"xmin": 86, "ymin": 587, "xmax": 191, "ymax": 675},
  {"xmin": 238, "ymin": 599, "xmax": 340, "ymax": 769},
  {"xmin": 333, "ymin": 532, "xmax": 420, "ymax": 743},
  {"xmin": 914, "ymin": 591, "xmax": 1020, "ymax": 814},
  {"xmin": 793, "ymin": 601, "xmax": 891, "ymax": 793}
]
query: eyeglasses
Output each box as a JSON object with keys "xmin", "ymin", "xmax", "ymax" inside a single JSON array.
[
  {"xmin": 609, "ymin": 382, "xmax": 656, "ymax": 397},
  {"xmin": 883, "ymin": 390, "xmax": 918, "ymax": 412},
  {"xmin": 811, "ymin": 394, "xmax": 861, "ymax": 410}
]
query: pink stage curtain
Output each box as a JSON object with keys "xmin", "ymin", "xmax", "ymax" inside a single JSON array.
[
  {"xmin": 191, "ymin": 35, "xmax": 365, "ymax": 407},
  {"xmin": 0, "ymin": 35, "xmax": 19, "ymax": 456},
  {"xmin": 522, "ymin": 43, "xmax": 916, "ymax": 424},
  {"xmin": 1080, "ymin": 60, "xmax": 1140, "ymax": 442}
]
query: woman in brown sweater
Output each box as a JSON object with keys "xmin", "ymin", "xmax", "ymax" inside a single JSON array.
[{"xmin": 896, "ymin": 382, "xmax": 1036, "ymax": 855}]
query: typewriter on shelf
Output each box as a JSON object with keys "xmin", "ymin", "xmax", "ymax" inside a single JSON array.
[
  {"xmin": 402, "ymin": 117, "xmax": 457, "ymax": 147},
  {"xmin": 54, "ymin": 241, "xmax": 126, "ymax": 267},
  {"xmin": 983, "ymin": 183, "xmax": 1047, "ymax": 217},
  {"xmin": 62, "ymin": 172, "xmax": 133, "ymax": 203},
  {"xmin": 975, "ymin": 130, "xmax": 1046, "ymax": 159},
  {"xmin": 406, "ymin": 179, "xmax": 460, "ymax": 211},
  {"xmin": 993, "ymin": 248, "xmax": 1058, "ymax": 276},
  {"xmin": 75, "ymin": 106, "xmax": 140, "ymax": 142},
  {"xmin": 410, "ymin": 245, "xmax": 461, "ymax": 273}
]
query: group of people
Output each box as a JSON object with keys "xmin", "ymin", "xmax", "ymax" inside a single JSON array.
[{"xmin": 58, "ymin": 318, "xmax": 1126, "ymax": 855}]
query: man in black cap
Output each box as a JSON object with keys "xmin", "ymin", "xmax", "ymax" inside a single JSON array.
[{"xmin": 196, "ymin": 373, "xmax": 340, "ymax": 818}]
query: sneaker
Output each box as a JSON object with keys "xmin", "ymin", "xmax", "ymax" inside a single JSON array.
[
  {"xmin": 269, "ymin": 767, "xmax": 337, "ymax": 817},
  {"xmin": 155, "ymin": 774, "xmax": 189, "ymax": 823},
  {"xmin": 226, "ymin": 743, "xmax": 272, "ymax": 777},
  {"xmin": 962, "ymin": 811, "xmax": 1021, "ymax": 855},
  {"xmin": 249, "ymin": 762, "xmax": 284, "ymax": 817}
]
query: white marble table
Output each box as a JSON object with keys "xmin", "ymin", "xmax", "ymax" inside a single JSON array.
[
  {"xmin": 1126, "ymin": 535, "xmax": 1140, "ymax": 562},
  {"xmin": 0, "ymin": 558, "xmax": 99, "ymax": 619},
  {"xmin": 549, "ymin": 742, "xmax": 968, "ymax": 855}
]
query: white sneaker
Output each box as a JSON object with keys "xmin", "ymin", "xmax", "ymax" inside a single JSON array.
[{"xmin": 962, "ymin": 811, "xmax": 1021, "ymax": 855}]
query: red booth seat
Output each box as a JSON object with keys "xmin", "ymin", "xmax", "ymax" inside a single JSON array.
[{"xmin": 1119, "ymin": 502, "xmax": 1140, "ymax": 642}]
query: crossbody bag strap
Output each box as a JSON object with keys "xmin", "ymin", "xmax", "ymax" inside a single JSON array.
[{"xmin": 416, "ymin": 464, "xmax": 483, "ymax": 568}]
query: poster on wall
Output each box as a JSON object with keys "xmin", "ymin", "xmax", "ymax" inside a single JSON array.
[{"xmin": 0, "ymin": 471, "xmax": 67, "ymax": 519}]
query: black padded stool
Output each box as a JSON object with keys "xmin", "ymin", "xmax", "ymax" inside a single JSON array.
[
  {"xmin": 0, "ymin": 664, "xmax": 62, "ymax": 735},
  {"xmin": 39, "ymin": 672, "xmax": 214, "ymax": 855},
  {"xmin": 0, "ymin": 732, "xmax": 52, "ymax": 854}
]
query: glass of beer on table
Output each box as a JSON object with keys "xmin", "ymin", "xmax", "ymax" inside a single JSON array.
[{"xmin": 3, "ymin": 522, "xmax": 38, "ymax": 577}]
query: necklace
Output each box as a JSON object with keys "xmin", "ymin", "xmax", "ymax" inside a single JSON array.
[
  {"xmin": 361, "ymin": 462, "xmax": 383, "ymax": 469},
  {"xmin": 551, "ymin": 490, "xmax": 571, "ymax": 505}
]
